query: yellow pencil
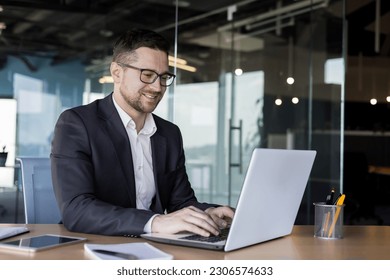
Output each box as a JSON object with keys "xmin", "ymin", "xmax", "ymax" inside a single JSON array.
[{"xmin": 327, "ymin": 194, "xmax": 345, "ymax": 238}]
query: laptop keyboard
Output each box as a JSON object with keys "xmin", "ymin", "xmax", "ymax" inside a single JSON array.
[{"xmin": 179, "ymin": 227, "xmax": 230, "ymax": 243}]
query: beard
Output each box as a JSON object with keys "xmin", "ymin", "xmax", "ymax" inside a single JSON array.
[{"xmin": 119, "ymin": 87, "xmax": 162, "ymax": 114}]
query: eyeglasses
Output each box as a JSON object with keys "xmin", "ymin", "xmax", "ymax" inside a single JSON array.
[{"xmin": 117, "ymin": 62, "xmax": 176, "ymax": 87}]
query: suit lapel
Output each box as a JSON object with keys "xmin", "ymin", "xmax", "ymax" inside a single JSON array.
[{"xmin": 97, "ymin": 94, "xmax": 137, "ymax": 207}]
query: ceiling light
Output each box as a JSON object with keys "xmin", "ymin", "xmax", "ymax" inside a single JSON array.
[
  {"xmin": 370, "ymin": 98, "xmax": 377, "ymax": 105},
  {"xmin": 168, "ymin": 55, "xmax": 197, "ymax": 72},
  {"xmin": 99, "ymin": 76, "xmax": 113, "ymax": 84},
  {"xmin": 286, "ymin": 77, "xmax": 294, "ymax": 84},
  {"xmin": 169, "ymin": 61, "xmax": 196, "ymax": 72},
  {"xmin": 168, "ymin": 55, "xmax": 187, "ymax": 65},
  {"xmin": 292, "ymin": 97, "xmax": 299, "ymax": 104},
  {"xmin": 275, "ymin": 98, "xmax": 282, "ymax": 106},
  {"xmin": 235, "ymin": 68, "xmax": 243, "ymax": 76},
  {"xmin": 386, "ymin": 96, "xmax": 390, "ymax": 103}
]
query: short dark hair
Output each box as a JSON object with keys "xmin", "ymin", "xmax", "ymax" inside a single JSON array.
[{"xmin": 112, "ymin": 28, "xmax": 170, "ymax": 63}]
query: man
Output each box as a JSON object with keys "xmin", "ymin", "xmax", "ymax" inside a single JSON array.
[{"xmin": 51, "ymin": 28, "xmax": 234, "ymax": 237}]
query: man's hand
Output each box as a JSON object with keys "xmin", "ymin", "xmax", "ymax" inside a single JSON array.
[
  {"xmin": 205, "ymin": 206, "xmax": 234, "ymax": 229},
  {"xmin": 151, "ymin": 206, "xmax": 232, "ymax": 237}
]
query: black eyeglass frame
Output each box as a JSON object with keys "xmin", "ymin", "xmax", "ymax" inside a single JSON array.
[{"xmin": 116, "ymin": 62, "xmax": 176, "ymax": 87}]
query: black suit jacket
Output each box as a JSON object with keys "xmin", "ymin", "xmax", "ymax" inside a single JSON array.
[{"xmin": 51, "ymin": 93, "xmax": 214, "ymax": 236}]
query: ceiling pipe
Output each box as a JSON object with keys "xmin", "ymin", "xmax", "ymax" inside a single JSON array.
[
  {"xmin": 217, "ymin": 0, "xmax": 328, "ymax": 32},
  {"xmin": 155, "ymin": 0, "xmax": 258, "ymax": 32},
  {"xmin": 375, "ymin": 0, "xmax": 380, "ymax": 53},
  {"xmin": 13, "ymin": 55, "xmax": 38, "ymax": 72}
]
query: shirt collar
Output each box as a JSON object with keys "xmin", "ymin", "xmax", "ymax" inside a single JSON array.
[{"xmin": 112, "ymin": 95, "xmax": 157, "ymax": 136}]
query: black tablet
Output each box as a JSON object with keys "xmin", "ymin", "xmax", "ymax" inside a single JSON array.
[{"xmin": 0, "ymin": 234, "xmax": 87, "ymax": 252}]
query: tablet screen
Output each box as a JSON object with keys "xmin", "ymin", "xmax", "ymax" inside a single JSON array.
[{"xmin": 0, "ymin": 234, "xmax": 87, "ymax": 252}]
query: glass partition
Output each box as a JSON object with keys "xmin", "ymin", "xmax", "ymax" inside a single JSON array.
[
  {"xmin": 0, "ymin": 0, "xmax": 351, "ymax": 225},
  {"xmin": 170, "ymin": 0, "xmax": 345, "ymax": 224}
]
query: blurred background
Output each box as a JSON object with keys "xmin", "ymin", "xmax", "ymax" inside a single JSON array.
[{"xmin": 0, "ymin": 0, "xmax": 389, "ymax": 225}]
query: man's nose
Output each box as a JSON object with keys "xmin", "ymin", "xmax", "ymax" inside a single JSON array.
[{"xmin": 149, "ymin": 77, "xmax": 163, "ymax": 91}]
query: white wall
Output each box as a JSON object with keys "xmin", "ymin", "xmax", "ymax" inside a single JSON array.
[{"xmin": 0, "ymin": 99, "xmax": 17, "ymax": 187}]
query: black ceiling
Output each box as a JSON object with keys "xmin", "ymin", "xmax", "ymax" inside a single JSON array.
[{"xmin": 0, "ymin": 0, "xmax": 388, "ymax": 71}]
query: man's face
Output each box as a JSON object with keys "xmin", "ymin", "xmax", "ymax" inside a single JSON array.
[{"xmin": 112, "ymin": 47, "xmax": 169, "ymax": 115}]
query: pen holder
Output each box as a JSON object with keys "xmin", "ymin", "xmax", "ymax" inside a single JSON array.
[{"xmin": 313, "ymin": 202, "xmax": 344, "ymax": 239}]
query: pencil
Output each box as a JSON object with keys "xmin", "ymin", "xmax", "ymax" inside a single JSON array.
[{"xmin": 327, "ymin": 194, "xmax": 345, "ymax": 238}]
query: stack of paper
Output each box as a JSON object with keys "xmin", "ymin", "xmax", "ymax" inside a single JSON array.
[{"xmin": 84, "ymin": 242, "xmax": 173, "ymax": 260}]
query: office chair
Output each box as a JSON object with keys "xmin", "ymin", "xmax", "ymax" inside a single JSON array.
[{"xmin": 17, "ymin": 157, "xmax": 62, "ymax": 224}]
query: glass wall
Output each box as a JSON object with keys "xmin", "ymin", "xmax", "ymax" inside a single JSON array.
[
  {"xmin": 3, "ymin": 0, "xmax": 388, "ymax": 225},
  {"xmin": 167, "ymin": 0, "xmax": 346, "ymax": 224},
  {"xmin": 0, "ymin": 58, "xmax": 85, "ymax": 158}
]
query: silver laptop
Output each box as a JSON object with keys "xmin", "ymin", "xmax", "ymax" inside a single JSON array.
[{"xmin": 142, "ymin": 148, "xmax": 316, "ymax": 252}]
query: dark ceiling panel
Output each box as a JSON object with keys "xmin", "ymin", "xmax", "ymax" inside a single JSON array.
[{"xmin": 0, "ymin": 0, "xmax": 388, "ymax": 68}]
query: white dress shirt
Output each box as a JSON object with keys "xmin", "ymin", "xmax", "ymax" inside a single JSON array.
[{"xmin": 113, "ymin": 96, "xmax": 157, "ymax": 232}]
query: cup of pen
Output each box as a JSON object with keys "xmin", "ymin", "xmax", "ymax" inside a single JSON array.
[{"xmin": 313, "ymin": 202, "xmax": 345, "ymax": 239}]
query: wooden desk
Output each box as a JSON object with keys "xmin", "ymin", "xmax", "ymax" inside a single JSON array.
[{"xmin": 0, "ymin": 224, "xmax": 389, "ymax": 260}]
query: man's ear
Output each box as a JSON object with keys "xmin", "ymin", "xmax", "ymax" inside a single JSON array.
[{"xmin": 110, "ymin": 62, "xmax": 122, "ymax": 82}]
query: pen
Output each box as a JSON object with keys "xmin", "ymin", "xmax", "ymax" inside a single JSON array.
[
  {"xmin": 326, "ymin": 188, "xmax": 335, "ymax": 205},
  {"xmin": 327, "ymin": 194, "xmax": 345, "ymax": 238},
  {"xmin": 319, "ymin": 188, "xmax": 336, "ymax": 237},
  {"xmin": 93, "ymin": 249, "xmax": 138, "ymax": 260}
]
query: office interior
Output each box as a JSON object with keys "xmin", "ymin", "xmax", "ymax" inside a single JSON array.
[{"xmin": 0, "ymin": 0, "xmax": 389, "ymax": 226}]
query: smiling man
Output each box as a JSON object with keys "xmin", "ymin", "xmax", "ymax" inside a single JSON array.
[{"xmin": 51, "ymin": 28, "xmax": 234, "ymax": 237}]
